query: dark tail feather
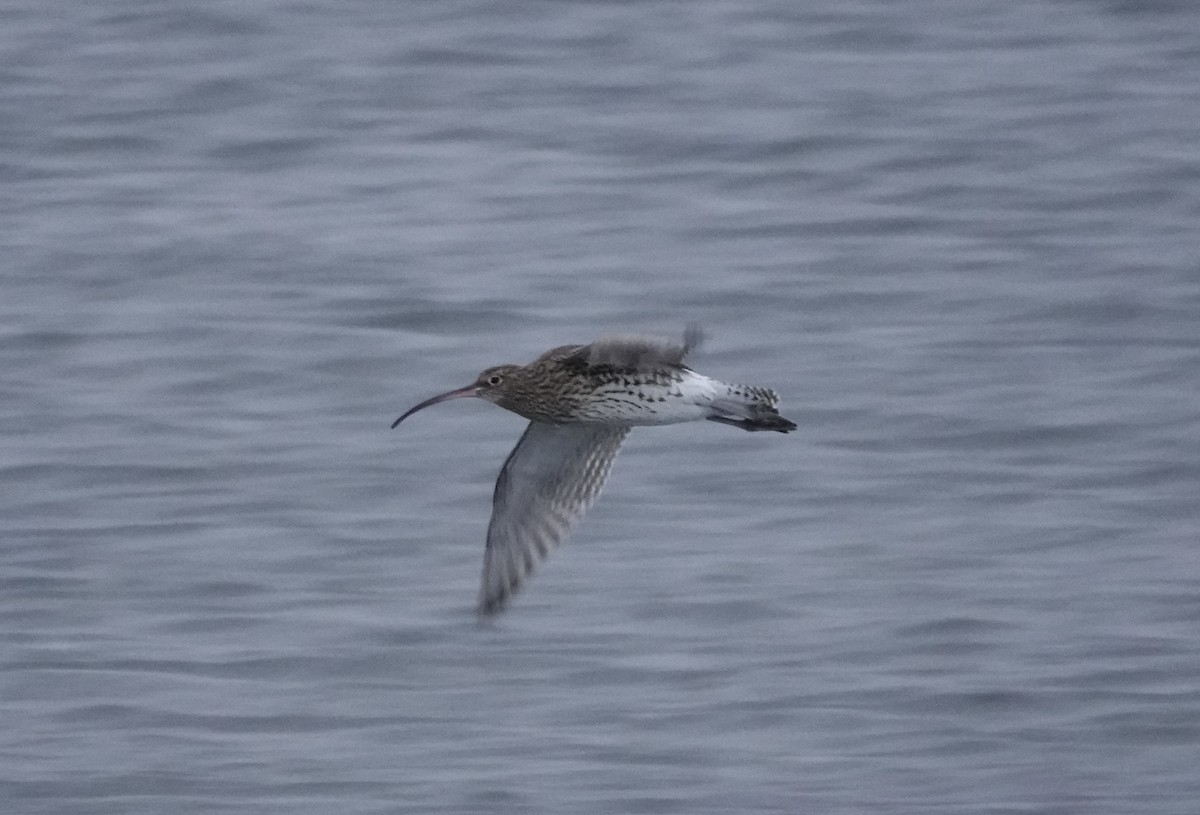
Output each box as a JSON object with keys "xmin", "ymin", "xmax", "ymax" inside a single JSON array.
[
  {"xmin": 708, "ymin": 385, "xmax": 796, "ymax": 434},
  {"xmin": 706, "ymin": 414, "xmax": 797, "ymax": 433}
]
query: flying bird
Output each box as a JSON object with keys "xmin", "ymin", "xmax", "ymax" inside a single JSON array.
[{"xmin": 391, "ymin": 328, "xmax": 796, "ymax": 614}]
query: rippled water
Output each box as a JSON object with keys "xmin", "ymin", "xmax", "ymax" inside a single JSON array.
[{"xmin": 3, "ymin": 1, "xmax": 1199, "ymax": 812}]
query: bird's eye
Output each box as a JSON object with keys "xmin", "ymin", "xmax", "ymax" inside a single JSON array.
[{"xmin": 487, "ymin": 374, "xmax": 503, "ymax": 386}]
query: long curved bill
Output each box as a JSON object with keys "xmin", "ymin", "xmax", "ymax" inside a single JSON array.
[{"xmin": 390, "ymin": 384, "xmax": 478, "ymax": 429}]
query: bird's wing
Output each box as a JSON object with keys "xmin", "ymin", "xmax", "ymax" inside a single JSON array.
[
  {"xmin": 566, "ymin": 325, "xmax": 704, "ymax": 370},
  {"xmin": 479, "ymin": 421, "xmax": 629, "ymax": 614}
]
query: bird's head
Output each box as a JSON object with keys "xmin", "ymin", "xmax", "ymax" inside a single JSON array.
[
  {"xmin": 471, "ymin": 364, "xmax": 523, "ymax": 407},
  {"xmin": 390, "ymin": 364, "xmax": 524, "ymax": 428}
]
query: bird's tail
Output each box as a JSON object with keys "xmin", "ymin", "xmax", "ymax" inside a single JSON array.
[{"xmin": 706, "ymin": 384, "xmax": 797, "ymax": 433}]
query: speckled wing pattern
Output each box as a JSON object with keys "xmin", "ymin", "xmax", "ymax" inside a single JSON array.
[{"xmin": 479, "ymin": 421, "xmax": 629, "ymax": 615}]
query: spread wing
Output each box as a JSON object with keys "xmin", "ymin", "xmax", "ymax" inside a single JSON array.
[
  {"xmin": 567, "ymin": 324, "xmax": 703, "ymax": 370},
  {"xmin": 535, "ymin": 325, "xmax": 703, "ymax": 372},
  {"xmin": 479, "ymin": 422, "xmax": 629, "ymax": 615}
]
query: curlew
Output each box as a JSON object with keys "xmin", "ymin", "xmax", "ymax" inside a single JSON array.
[{"xmin": 391, "ymin": 328, "xmax": 796, "ymax": 615}]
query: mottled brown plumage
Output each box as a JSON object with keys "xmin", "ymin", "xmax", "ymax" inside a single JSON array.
[{"xmin": 391, "ymin": 328, "xmax": 795, "ymax": 614}]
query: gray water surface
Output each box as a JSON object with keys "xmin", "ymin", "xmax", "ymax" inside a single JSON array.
[{"xmin": 3, "ymin": 1, "xmax": 1199, "ymax": 813}]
